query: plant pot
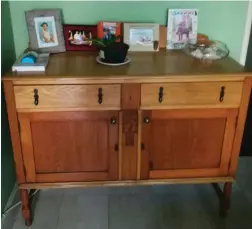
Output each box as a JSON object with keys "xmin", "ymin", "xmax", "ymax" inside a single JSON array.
[{"xmin": 100, "ymin": 42, "xmax": 129, "ymax": 64}]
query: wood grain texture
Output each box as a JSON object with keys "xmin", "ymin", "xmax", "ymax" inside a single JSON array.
[
  {"xmin": 150, "ymin": 118, "xmax": 225, "ymax": 170},
  {"xmin": 20, "ymin": 189, "xmax": 32, "ymax": 226},
  {"xmin": 159, "ymin": 25, "xmax": 167, "ymax": 48},
  {"xmin": 121, "ymin": 84, "xmax": 140, "ymax": 110},
  {"xmin": 141, "ymin": 82, "xmax": 243, "ymax": 109},
  {"xmin": 140, "ymin": 110, "xmax": 152, "ymax": 179},
  {"xmin": 12, "ymin": 76, "xmax": 246, "ymax": 85},
  {"xmin": 3, "ymin": 51, "xmax": 250, "ymax": 83},
  {"xmin": 118, "ymin": 112, "xmax": 123, "ymax": 180},
  {"xmin": 141, "ymin": 109, "xmax": 237, "ymax": 179},
  {"xmin": 219, "ymin": 110, "xmax": 238, "ymax": 174},
  {"xmin": 121, "ymin": 111, "xmax": 138, "ymax": 180},
  {"xmin": 14, "ymin": 84, "xmax": 121, "ymax": 109},
  {"xmin": 3, "ymin": 81, "xmax": 26, "ymax": 183},
  {"xmin": 229, "ymin": 77, "xmax": 252, "ymax": 176},
  {"xmin": 17, "ymin": 107, "xmax": 121, "ymax": 112},
  {"xmin": 18, "ymin": 111, "xmax": 119, "ymax": 182},
  {"xmin": 36, "ymin": 172, "xmax": 109, "ymax": 182},
  {"xmin": 150, "ymin": 168, "xmax": 225, "ymax": 179},
  {"xmin": 137, "ymin": 110, "xmax": 142, "ymax": 180},
  {"xmin": 19, "ymin": 177, "xmax": 235, "ymax": 189},
  {"xmin": 18, "ymin": 113, "xmax": 36, "ymax": 182}
]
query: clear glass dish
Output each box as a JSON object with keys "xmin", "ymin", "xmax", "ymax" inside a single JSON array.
[{"xmin": 184, "ymin": 41, "xmax": 229, "ymax": 60}]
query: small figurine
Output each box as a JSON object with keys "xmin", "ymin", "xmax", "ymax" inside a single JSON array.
[
  {"xmin": 82, "ymin": 31, "xmax": 86, "ymax": 40},
  {"xmin": 74, "ymin": 31, "xmax": 79, "ymax": 40},
  {"xmin": 68, "ymin": 30, "xmax": 73, "ymax": 41}
]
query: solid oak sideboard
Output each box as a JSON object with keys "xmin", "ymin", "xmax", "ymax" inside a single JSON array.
[{"xmin": 3, "ymin": 51, "xmax": 252, "ymax": 226}]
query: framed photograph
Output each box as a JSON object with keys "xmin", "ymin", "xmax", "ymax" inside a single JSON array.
[
  {"xmin": 63, "ymin": 25, "xmax": 97, "ymax": 51},
  {"xmin": 124, "ymin": 23, "xmax": 159, "ymax": 52},
  {"xmin": 97, "ymin": 21, "xmax": 121, "ymax": 41},
  {"xmin": 167, "ymin": 9, "xmax": 198, "ymax": 49},
  {"xmin": 25, "ymin": 9, "xmax": 65, "ymax": 53}
]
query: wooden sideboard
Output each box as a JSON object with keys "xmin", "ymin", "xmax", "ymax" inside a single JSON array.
[{"xmin": 3, "ymin": 51, "xmax": 252, "ymax": 226}]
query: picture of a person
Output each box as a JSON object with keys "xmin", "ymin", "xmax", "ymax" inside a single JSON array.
[
  {"xmin": 40, "ymin": 22, "xmax": 54, "ymax": 43},
  {"xmin": 103, "ymin": 28, "xmax": 111, "ymax": 41}
]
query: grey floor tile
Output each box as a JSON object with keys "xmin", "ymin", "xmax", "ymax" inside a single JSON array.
[
  {"xmin": 12, "ymin": 189, "xmax": 64, "ymax": 229},
  {"xmin": 56, "ymin": 192, "xmax": 108, "ymax": 229},
  {"xmin": 3, "ymin": 157, "xmax": 252, "ymax": 229}
]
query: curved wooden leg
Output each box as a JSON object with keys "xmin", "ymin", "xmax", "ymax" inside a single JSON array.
[
  {"xmin": 20, "ymin": 189, "xmax": 32, "ymax": 226},
  {"xmin": 220, "ymin": 182, "xmax": 232, "ymax": 217}
]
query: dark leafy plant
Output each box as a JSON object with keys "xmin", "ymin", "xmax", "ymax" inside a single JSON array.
[{"xmin": 89, "ymin": 34, "xmax": 122, "ymax": 47}]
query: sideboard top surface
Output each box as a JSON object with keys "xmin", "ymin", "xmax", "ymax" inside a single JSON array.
[{"xmin": 3, "ymin": 50, "xmax": 252, "ymax": 83}]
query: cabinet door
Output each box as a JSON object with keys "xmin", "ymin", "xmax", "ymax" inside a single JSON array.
[
  {"xmin": 141, "ymin": 109, "xmax": 237, "ymax": 179},
  {"xmin": 19, "ymin": 111, "xmax": 119, "ymax": 183}
]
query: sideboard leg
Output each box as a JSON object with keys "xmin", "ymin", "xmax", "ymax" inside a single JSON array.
[
  {"xmin": 20, "ymin": 189, "xmax": 32, "ymax": 226},
  {"xmin": 212, "ymin": 182, "xmax": 232, "ymax": 217},
  {"xmin": 220, "ymin": 182, "xmax": 232, "ymax": 217}
]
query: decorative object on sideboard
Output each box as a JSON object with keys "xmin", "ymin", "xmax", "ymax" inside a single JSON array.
[
  {"xmin": 184, "ymin": 40, "xmax": 229, "ymax": 60},
  {"xmin": 63, "ymin": 24, "xmax": 97, "ymax": 51},
  {"xmin": 12, "ymin": 51, "xmax": 49, "ymax": 72},
  {"xmin": 25, "ymin": 9, "xmax": 65, "ymax": 53},
  {"xmin": 97, "ymin": 21, "xmax": 122, "ymax": 42},
  {"xmin": 96, "ymin": 56, "xmax": 131, "ymax": 66},
  {"xmin": 91, "ymin": 33, "xmax": 129, "ymax": 64},
  {"xmin": 167, "ymin": 9, "xmax": 198, "ymax": 49},
  {"xmin": 124, "ymin": 23, "xmax": 160, "ymax": 52}
]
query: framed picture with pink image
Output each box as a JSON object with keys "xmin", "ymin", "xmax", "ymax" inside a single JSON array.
[{"xmin": 167, "ymin": 9, "xmax": 199, "ymax": 49}]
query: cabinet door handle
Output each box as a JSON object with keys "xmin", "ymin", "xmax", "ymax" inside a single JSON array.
[
  {"xmin": 143, "ymin": 117, "xmax": 151, "ymax": 124},
  {"xmin": 158, "ymin": 87, "xmax": 163, "ymax": 103},
  {"xmin": 98, "ymin": 88, "xmax": 103, "ymax": 104},
  {"xmin": 114, "ymin": 143, "xmax": 118, "ymax": 151},
  {"xmin": 34, "ymin": 89, "xmax": 39, "ymax": 106},
  {"xmin": 219, "ymin": 86, "xmax": 225, "ymax": 102},
  {"xmin": 110, "ymin": 117, "xmax": 117, "ymax": 124}
]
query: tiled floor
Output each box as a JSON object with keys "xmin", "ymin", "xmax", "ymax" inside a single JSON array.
[{"xmin": 2, "ymin": 158, "xmax": 252, "ymax": 229}]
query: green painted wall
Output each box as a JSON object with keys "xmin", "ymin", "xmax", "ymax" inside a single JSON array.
[
  {"xmin": 9, "ymin": 1, "xmax": 248, "ymax": 61},
  {"xmin": 1, "ymin": 1, "xmax": 17, "ymax": 212}
]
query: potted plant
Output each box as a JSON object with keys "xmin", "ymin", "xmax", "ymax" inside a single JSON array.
[{"xmin": 91, "ymin": 34, "xmax": 129, "ymax": 64}]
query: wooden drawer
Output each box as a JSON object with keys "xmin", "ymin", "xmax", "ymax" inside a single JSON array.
[
  {"xmin": 141, "ymin": 82, "xmax": 243, "ymax": 109},
  {"xmin": 14, "ymin": 85, "xmax": 121, "ymax": 110}
]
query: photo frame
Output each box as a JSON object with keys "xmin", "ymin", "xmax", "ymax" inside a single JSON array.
[
  {"xmin": 25, "ymin": 9, "xmax": 65, "ymax": 53},
  {"xmin": 97, "ymin": 21, "xmax": 121, "ymax": 41},
  {"xmin": 124, "ymin": 23, "xmax": 160, "ymax": 52},
  {"xmin": 63, "ymin": 24, "xmax": 97, "ymax": 51}
]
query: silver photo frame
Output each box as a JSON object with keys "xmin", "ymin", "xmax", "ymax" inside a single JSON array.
[
  {"xmin": 25, "ymin": 9, "xmax": 65, "ymax": 53},
  {"xmin": 124, "ymin": 23, "xmax": 159, "ymax": 52}
]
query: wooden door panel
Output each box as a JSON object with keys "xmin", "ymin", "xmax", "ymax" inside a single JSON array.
[
  {"xmin": 141, "ymin": 109, "xmax": 238, "ymax": 179},
  {"xmin": 32, "ymin": 120, "xmax": 108, "ymax": 173},
  {"xmin": 19, "ymin": 111, "xmax": 118, "ymax": 182},
  {"xmin": 151, "ymin": 118, "xmax": 225, "ymax": 170}
]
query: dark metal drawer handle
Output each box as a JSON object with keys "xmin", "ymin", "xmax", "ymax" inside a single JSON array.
[
  {"xmin": 34, "ymin": 89, "xmax": 39, "ymax": 106},
  {"xmin": 98, "ymin": 88, "xmax": 103, "ymax": 104},
  {"xmin": 158, "ymin": 87, "xmax": 163, "ymax": 103},
  {"xmin": 219, "ymin": 86, "xmax": 225, "ymax": 102}
]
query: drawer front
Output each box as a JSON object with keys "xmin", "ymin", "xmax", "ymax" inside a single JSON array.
[
  {"xmin": 141, "ymin": 82, "xmax": 243, "ymax": 109},
  {"xmin": 14, "ymin": 85, "xmax": 121, "ymax": 110}
]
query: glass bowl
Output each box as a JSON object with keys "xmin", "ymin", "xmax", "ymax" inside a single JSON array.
[{"xmin": 184, "ymin": 41, "xmax": 229, "ymax": 60}]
